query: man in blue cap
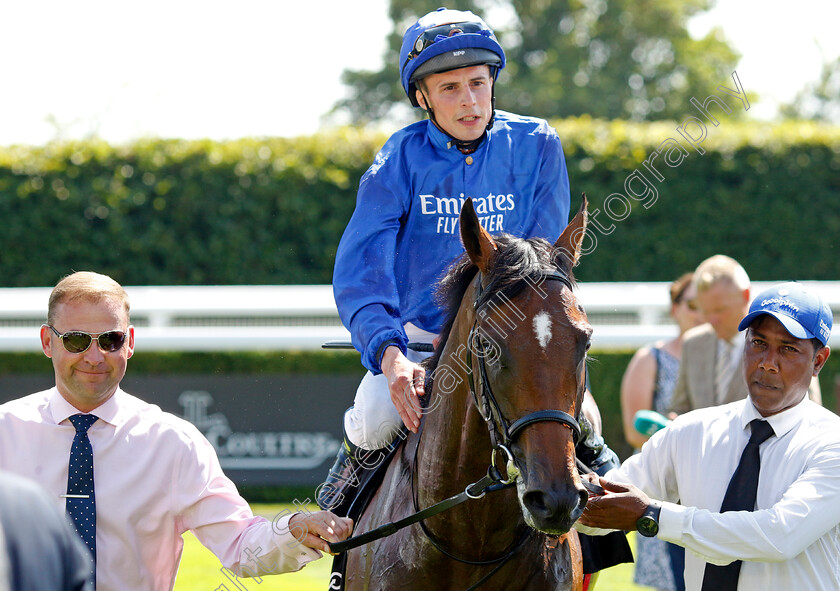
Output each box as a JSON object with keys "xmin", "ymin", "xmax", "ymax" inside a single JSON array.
[{"xmin": 577, "ymin": 282, "xmax": 840, "ymax": 591}]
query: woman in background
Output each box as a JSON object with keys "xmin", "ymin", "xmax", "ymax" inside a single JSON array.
[{"xmin": 620, "ymin": 273, "xmax": 701, "ymax": 591}]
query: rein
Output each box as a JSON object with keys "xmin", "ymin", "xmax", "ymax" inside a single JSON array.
[{"xmin": 327, "ymin": 467, "xmax": 513, "ymax": 554}]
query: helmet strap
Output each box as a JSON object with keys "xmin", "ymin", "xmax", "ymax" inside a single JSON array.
[{"xmin": 485, "ymin": 75, "xmax": 497, "ymax": 132}]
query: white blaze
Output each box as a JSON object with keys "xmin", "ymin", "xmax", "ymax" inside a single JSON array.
[{"xmin": 533, "ymin": 311, "xmax": 552, "ymax": 350}]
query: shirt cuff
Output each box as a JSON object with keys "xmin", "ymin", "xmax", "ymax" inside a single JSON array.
[
  {"xmin": 656, "ymin": 501, "xmax": 686, "ymax": 544},
  {"xmin": 375, "ymin": 339, "xmax": 403, "ymax": 370},
  {"xmin": 364, "ymin": 330, "xmax": 408, "ymax": 374},
  {"xmin": 270, "ymin": 513, "xmax": 323, "ymax": 573}
]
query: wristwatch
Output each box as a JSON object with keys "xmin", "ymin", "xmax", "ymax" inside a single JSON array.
[{"xmin": 636, "ymin": 501, "xmax": 661, "ymax": 538}]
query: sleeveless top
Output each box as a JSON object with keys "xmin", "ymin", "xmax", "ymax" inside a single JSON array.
[{"xmin": 651, "ymin": 345, "xmax": 680, "ymax": 415}]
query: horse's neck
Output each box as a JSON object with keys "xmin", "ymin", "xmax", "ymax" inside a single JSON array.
[
  {"xmin": 418, "ymin": 305, "xmax": 493, "ymax": 492},
  {"xmin": 416, "ymin": 333, "xmax": 524, "ymax": 522},
  {"xmin": 417, "ymin": 378, "xmax": 484, "ymax": 496},
  {"xmin": 415, "ymin": 373, "xmax": 526, "ymax": 559}
]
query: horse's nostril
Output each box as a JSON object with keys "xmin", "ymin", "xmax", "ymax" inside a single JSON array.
[
  {"xmin": 523, "ymin": 490, "xmax": 557, "ymax": 519},
  {"xmin": 578, "ymin": 488, "xmax": 589, "ymax": 509}
]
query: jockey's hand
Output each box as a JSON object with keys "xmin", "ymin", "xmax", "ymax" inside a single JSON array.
[
  {"xmin": 381, "ymin": 345, "xmax": 425, "ymax": 433},
  {"xmin": 579, "ymin": 477, "xmax": 650, "ymax": 532},
  {"xmin": 289, "ymin": 510, "xmax": 353, "ymax": 555}
]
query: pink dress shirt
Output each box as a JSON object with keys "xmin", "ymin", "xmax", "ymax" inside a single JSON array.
[{"xmin": 0, "ymin": 388, "xmax": 320, "ymax": 590}]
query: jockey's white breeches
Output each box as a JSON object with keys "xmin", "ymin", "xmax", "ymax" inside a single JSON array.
[{"xmin": 344, "ymin": 325, "xmax": 435, "ymax": 450}]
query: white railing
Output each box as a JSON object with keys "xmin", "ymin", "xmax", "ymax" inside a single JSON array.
[{"xmin": 1, "ymin": 282, "xmax": 838, "ymax": 352}]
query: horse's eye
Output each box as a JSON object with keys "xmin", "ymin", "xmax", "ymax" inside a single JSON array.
[
  {"xmin": 479, "ymin": 335, "xmax": 496, "ymax": 358},
  {"xmin": 471, "ymin": 329, "xmax": 500, "ymax": 363},
  {"xmin": 471, "ymin": 330, "xmax": 489, "ymax": 354}
]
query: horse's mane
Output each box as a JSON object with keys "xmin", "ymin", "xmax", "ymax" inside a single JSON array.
[{"xmin": 424, "ymin": 233, "xmax": 576, "ymax": 381}]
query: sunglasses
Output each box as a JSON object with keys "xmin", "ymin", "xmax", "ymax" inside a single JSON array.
[
  {"xmin": 406, "ymin": 21, "xmax": 490, "ymax": 64},
  {"xmin": 45, "ymin": 325, "xmax": 128, "ymax": 354}
]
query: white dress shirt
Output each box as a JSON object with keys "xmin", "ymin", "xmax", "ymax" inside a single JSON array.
[
  {"xmin": 0, "ymin": 388, "xmax": 320, "ymax": 591},
  {"xmin": 579, "ymin": 395, "xmax": 840, "ymax": 591}
]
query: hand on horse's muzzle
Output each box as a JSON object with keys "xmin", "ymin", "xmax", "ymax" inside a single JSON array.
[{"xmin": 577, "ymin": 477, "xmax": 650, "ymax": 532}]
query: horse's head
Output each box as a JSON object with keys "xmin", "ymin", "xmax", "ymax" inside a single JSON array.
[{"xmin": 451, "ymin": 195, "xmax": 592, "ymax": 535}]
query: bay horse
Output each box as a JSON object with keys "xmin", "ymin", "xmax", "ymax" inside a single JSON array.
[{"xmin": 342, "ymin": 196, "xmax": 592, "ymax": 590}]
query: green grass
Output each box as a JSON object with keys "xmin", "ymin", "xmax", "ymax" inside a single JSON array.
[{"xmin": 174, "ymin": 503, "xmax": 653, "ymax": 590}]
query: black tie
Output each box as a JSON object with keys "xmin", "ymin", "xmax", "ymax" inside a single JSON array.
[
  {"xmin": 67, "ymin": 413, "xmax": 99, "ymax": 585},
  {"xmin": 701, "ymin": 419, "xmax": 775, "ymax": 590}
]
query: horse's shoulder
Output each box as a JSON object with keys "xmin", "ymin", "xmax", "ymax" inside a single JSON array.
[{"xmin": 357, "ymin": 433, "xmax": 418, "ymax": 528}]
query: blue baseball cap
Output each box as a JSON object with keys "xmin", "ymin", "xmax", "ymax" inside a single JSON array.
[{"xmin": 738, "ymin": 282, "xmax": 833, "ymax": 346}]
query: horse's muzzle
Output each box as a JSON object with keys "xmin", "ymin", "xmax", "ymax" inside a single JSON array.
[{"xmin": 520, "ymin": 483, "xmax": 588, "ymax": 535}]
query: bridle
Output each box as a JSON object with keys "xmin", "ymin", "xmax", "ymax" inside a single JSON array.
[{"xmin": 465, "ymin": 270, "xmax": 582, "ymax": 485}]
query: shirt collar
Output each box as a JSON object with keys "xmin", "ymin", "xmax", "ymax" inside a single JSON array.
[
  {"xmin": 738, "ymin": 394, "xmax": 809, "ymax": 439},
  {"xmin": 426, "ymin": 120, "xmax": 489, "ymax": 155},
  {"xmin": 48, "ymin": 387, "xmax": 124, "ymax": 427},
  {"xmin": 427, "ymin": 122, "xmax": 456, "ymax": 152}
]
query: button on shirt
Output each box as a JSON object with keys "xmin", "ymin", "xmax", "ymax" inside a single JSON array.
[
  {"xmin": 594, "ymin": 397, "xmax": 840, "ymax": 591},
  {"xmin": 0, "ymin": 388, "xmax": 321, "ymax": 591}
]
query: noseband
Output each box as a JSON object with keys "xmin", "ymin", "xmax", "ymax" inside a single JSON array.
[{"xmin": 466, "ymin": 270, "xmax": 582, "ymax": 481}]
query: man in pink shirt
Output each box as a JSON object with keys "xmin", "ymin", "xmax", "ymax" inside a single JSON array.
[{"xmin": 0, "ymin": 271, "xmax": 352, "ymax": 590}]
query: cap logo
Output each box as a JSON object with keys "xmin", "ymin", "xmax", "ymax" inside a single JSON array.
[
  {"xmin": 820, "ymin": 319, "xmax": 830, "ymax": 340},
  {"xmin": 761, "ymin": 297, "xmax": 799, "ymax": 313},
  {"xmin": 452, "ymin": 50, "xmax": 465, "ymax": 56}
]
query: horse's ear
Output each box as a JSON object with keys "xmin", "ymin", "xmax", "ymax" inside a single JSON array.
[
  {"xmin": 554, "ymin": 193, "xmax": 589, "ymax": 267},
  {"xmin": 460, "ymin": 198, "xmax": 497, "ymax": 273}
]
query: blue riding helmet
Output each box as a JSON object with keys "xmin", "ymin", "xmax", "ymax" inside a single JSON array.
[{"xmin": 400, "ymin": 8, "xmax": 506, "ymax": 108}]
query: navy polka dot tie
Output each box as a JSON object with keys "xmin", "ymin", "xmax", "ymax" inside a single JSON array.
[{"xmin": 67, "ymin": 413, "xmax": 98, "ymax": 585}]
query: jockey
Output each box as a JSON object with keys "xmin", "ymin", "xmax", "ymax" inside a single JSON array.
[
  {"xmin": 321, "ymin": 14, "xmax": 624, "ymax": 577},
  {"xmin": 322, "ymin": 6, "xmax": 566, "ymax": 506}
]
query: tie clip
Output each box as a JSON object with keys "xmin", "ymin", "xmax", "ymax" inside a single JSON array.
[{"xmin": 60, "ymin": 494, "xmax": 90, "ymax": 499}]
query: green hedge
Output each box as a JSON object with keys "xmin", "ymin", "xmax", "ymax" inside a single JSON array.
[
  {"xmin": 1, "ymin": 119, "xmax": 839, "ymax": 287},
  {"xmin": 0, "ymin": 132, "xmax": 380, "ymax": 286},
  {"xmin": 554, "ymin": 118, "xmax": 840, "ymax": 282},
  {"xmin": 3, "ymin": 350, "xmax": 836, "ymax": 463}
]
